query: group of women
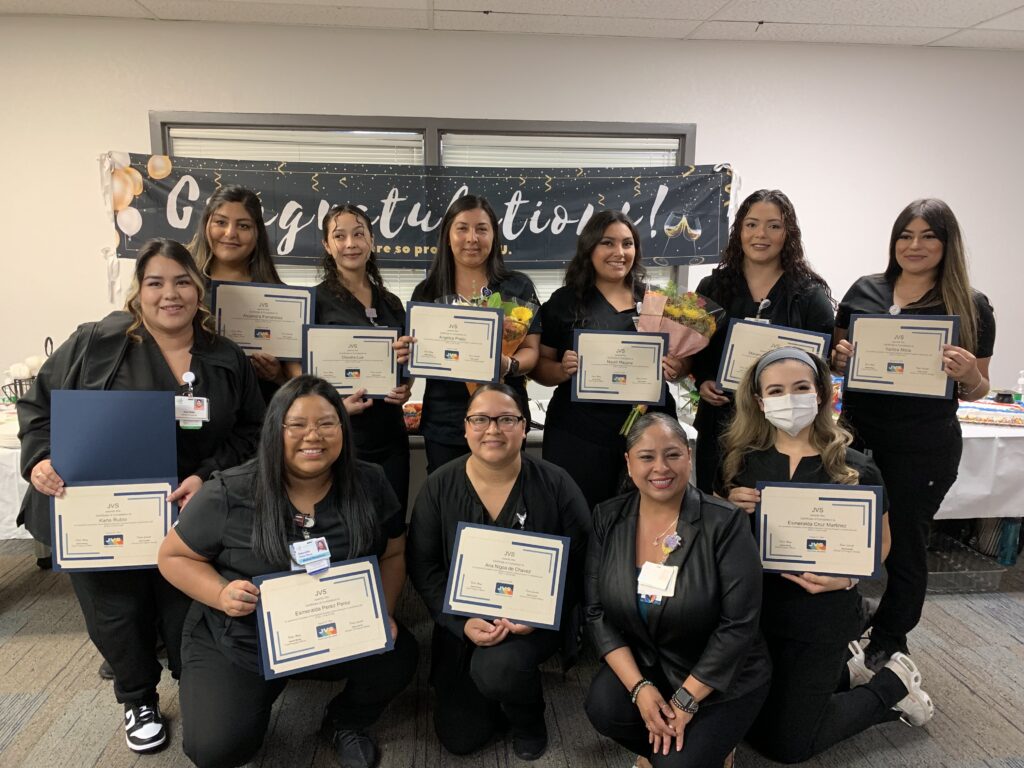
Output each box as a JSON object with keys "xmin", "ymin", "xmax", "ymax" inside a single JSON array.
[{"xmin": 15, "ymin": 183, "xmax": 995, "ymax": 768}]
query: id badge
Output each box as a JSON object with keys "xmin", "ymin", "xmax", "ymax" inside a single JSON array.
[
  {"xmin": 174, "ymin": 396, "xmax": 210, "ymax": 430},
  {"xmin": 744, "ymin": 317, "xmax": 771, "ymax": 325},
  {"xmin": 290, "ymin": 537, "xmax": 331, "ymax": 574},
  {"xmin": 637, "ymin": 561, "xmax": 678, "ymax": 598}
]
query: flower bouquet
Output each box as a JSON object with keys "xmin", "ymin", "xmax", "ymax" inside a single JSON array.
[{"xmin": 620, "ymin": 283, "xmax": 724, "ymax": 435}]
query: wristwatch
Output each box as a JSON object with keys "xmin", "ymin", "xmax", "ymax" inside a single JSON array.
[
  {"xmin": 670, "ymin": 687, "xmax": 700, "ymax": 715},
  {"xmin": 505, "ymin": 356, "xmax": 520, "ymax": 379}
]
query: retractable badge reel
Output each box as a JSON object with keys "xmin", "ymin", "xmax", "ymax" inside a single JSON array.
[{"xmin": 175, "ymin": 371, "xmax": 211, "ymax": 430}]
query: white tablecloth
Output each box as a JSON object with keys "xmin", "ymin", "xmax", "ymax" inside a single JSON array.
[
  {"xmin": 936, "ymin": 422, "xmax": 1024, "ymax": 519},
  {"xmin": 0, "ymin": 446, "xmax": 31, "ymax": 539}
]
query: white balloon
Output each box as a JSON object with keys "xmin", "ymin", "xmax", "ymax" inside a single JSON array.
[
  {"xmin": 110, "ymin": 151, "xmax": 131, "ymax": 170},
  {"xmin": 117, "ymin": 206, "xmax": 142, "ymax": 237}
]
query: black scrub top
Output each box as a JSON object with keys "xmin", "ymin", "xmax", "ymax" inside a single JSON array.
[
  {"xmin": 411, "ymin": 271, "xmax": 541, "ymax": 446},
  {"xmin": 175, "ymin": 458, "xmax": 403, "ymax": 671},
  {"xmin": 689, "ymin": 272, "xmax": 835, "ymax": 394},
  {"xmin": 539, "ymin": 285, "xmax": 676, "ymax": 440},
  {"xmin": 719, "ymin": 446, "xmax": 887, "ymax": 643},
  {"xmin": 112, "ymin": 327, "xmax": 266, "ymax": 482},
  {"xmin": 836, "ymin": 274, "xmax": 996, "ymax": 447},
  {"xmin": 314, "ymin": 282, "xmax": 409, "ymax": 454}
]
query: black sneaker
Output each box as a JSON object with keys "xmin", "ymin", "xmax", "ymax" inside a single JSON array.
[
  {"xmin": 98, "ymin": 660, "xmax": 114, "ymax": 680},
  {"xmin": 330, "ymin": 729, "xmax": 378, "ymax": 768},
  {"xmin": 512, "ymin": 722, "xmax": 548, "ymax": 761},
  {"xmin": 124, "ymin": 700, "xmax": 166, "ymax": 753}
]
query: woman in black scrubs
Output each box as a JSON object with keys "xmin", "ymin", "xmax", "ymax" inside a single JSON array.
[
  {"xmin": 407, "ymin": 383, "xmax": 589, "ymax": 760},
  {"xmin": 686, "ymin": 189, "xmax": 834, "ymax": 493},
  {"xmin": 832, "ymin": 198, "xmax": 995, "ymax": 670},
  {"xmin": 159, "ymin": 376, "xmax": 417, "ymax": 768},
  {"xmin": 187, "ymin": 184, "xmax": 299, "ymax": 399},
  {"xmin": 584, "ymin": 412, "xmax": 769, "ymax": 768},
  {"xmin": 533, "ymin": 210, "xmax": 680, "ymax": 510},
  {"xmin": 18, "ymin": 238, "xmax": 265, "ymax": 753},
  {"xmin": 411, "ymin": 195, "xmax": 541, "ymax": 474},
  {"xmin": 718, "ymin": 348, "xmax": 932, "ymax": 763},
  {"xmin": 315, "ymin": 203, "xmax": 413, "ymax": 509}
]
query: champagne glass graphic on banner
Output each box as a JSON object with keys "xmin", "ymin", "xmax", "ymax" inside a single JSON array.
[{"xmin": 658, "ymin": 211, "xmax": 685, "ymax": 264}]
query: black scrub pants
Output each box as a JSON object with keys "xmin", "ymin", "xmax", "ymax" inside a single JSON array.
[
  {"xmin": 69, "ymin": 569, "xmax": 190, "ymax": 706},
  {"xmin": 862, "ymin": 432, "xmax": 962, "ymax": 652},
  {"xmin": 585, "ymin": 663, "xmax": 769, "ymax": 768},
  {"xmin": 179, "ymin": 612, "xmax": 418, "ymax": 768},
  {"xmin": 692, "ymin": 400, "xmax": 732, "ymax": 495},
  {"xmin": 429, "ymin": 623, "xmax": 561, "ymax": 755},
  {"xmin": 747, "ymin": 632, "xmax": 905, "ymax": 763},
  {"xmin": 357, "ymin": 438, "xmax": 411, "ymax": 514},
  {"xmin": 541, "ymin": 424, "xmax": 627, "ymax": 511}
]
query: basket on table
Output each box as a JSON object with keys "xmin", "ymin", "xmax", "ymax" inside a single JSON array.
[{"xmin": 2, "ymin": 377, "xmax": 35, "ymax": 403}]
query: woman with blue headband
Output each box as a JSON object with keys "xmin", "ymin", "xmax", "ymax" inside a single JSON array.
[{"xmin": 718, "ymin": 348, "xmax": 932, "ymax": 763}]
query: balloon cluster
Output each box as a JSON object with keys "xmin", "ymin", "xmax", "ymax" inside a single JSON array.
[{"xmin": 110, "ymin": 152, "xmax": 173, "ymax": 238}]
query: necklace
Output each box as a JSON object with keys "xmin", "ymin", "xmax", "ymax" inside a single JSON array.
[{"xmin": 651, "ymin": 516, "xmax": 682, "ymax": 559}]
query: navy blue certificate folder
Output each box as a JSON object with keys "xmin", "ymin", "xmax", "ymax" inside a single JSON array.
[{"xmin": 51, "ymin": 390, "xmax": 177, "ymax": 482}]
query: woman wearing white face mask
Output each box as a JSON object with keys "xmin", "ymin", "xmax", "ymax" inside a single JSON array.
[{"xmin": 717, "ymin": 348, "xmax": 933, "ymax": 763}]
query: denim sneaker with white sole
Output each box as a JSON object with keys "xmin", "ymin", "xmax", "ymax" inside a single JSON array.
[
  {"xmin": 124, "ymin": 700, "xmax": 167, "ymax": 752},
  {"xmin": 847, "ymin": 637, "xmax": 875, "ymax": 687},
  {"xmin": 885, "ymin": 652, "xmax": 934, "ymax": 726}
]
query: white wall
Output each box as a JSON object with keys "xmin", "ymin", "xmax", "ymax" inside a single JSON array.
[{"xmin": 1, "ymin": 17, "xmax": 1021, "ymax": 386}]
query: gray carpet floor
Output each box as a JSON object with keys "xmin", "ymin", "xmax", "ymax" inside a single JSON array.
[{"xmin": 1, "ymin": 538, "xmax": 1022, "ymax": 768}]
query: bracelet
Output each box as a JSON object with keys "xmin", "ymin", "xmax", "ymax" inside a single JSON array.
[
  {"xmin": 845, "ymin": 578, "xmax": 860, "ymax": 590},
  {"xmin": 629, "ymin": 679, "xmax": 654, "ymax": 704},
  {"xmin": 670, "ymin": 687, "xmax": 700, "ymax": 715},
  {"xmin": 958, "ymin": 376, "xmax": 986, "ymax": 399}
]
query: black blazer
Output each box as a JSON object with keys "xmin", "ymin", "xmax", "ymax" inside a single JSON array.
[{"xmin": 585, "ymin": 486, "xmax": 770, "ymax": 703}]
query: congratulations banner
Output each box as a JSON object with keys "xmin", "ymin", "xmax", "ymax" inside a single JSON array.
[{"xmin": 106, "ymin": 152, "xmax": 732, "ymax": 269}]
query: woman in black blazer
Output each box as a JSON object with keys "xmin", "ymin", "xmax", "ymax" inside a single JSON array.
[{"xmin": 584, "ymin": 412, "xmax": 770, "ymax": 768}]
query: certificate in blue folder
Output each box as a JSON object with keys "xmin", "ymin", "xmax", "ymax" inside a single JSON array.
[{"xmin": 51, "ymin": 390, "xmax": 177, "ymax": 481}]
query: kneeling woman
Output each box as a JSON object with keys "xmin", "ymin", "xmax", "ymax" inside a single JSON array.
[
  {"xmin": 718, "ymin": 348, "xmax": 931, "ymax": 764},
  {"xmin": 159, "ymin": 376, "xmax": 417, "ymax": 768},
  {"xmin": 407, "ymin": 383, "xmax": 590, "ymax": 760},
  {"xmin": 584, "ymin": 413, "xmax": 770, "ymax": 768}
]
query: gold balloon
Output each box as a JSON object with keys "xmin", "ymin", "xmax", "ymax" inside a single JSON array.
[
  {"xmin": 125, "ymin": 166, "xmax": 144, "ymax": 196},
  {"xmin": 111, "ymin": 168, "xmax": 133, "ymax": 212},
  {"xmin": 147, "ymin": 154, "xmax": 173, "ymax": 180}
]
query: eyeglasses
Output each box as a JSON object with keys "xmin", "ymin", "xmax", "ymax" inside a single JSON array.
[
  {"xmin": 282, "ymin": 420, "xmax": 342, "ymax": 438},
  {"xmin": 465, "ymin": 414, "xmax": 525, "ymax": 432}
]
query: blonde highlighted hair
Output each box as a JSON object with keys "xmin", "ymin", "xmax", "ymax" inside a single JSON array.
[
  {"xmin": 720, "ymin": 351, "xmax": 858, "ymax": 493},
  {"xmin": 124, "ymin": 238, "xmax": 216, "ymax": 342}
]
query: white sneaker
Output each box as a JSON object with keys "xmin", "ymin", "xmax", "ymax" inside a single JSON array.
[
  {"xmin": 847, "ymin": 638, "xmax": 875, "ymax": 687},
  {"xmin": 124, "ymin": 701, "xmax": 166, "ymax": 752},
  {"xmin": 885, "ymin": 652, "xmax": 934, "ymax": 726}
]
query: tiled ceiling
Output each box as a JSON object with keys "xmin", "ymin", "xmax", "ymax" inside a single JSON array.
[{"xmin": 3, "ymin": 0, "xmax": 1024, "ymax": 50}]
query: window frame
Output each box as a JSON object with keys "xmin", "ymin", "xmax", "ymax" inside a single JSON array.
[{"xmin": 149, "ymin": 111, "xmax": 696, "ymax": 165}]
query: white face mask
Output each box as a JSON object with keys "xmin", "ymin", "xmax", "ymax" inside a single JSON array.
[{"xmin": 761, "ymin": 393, "xmax": 818, "ymax": 436}]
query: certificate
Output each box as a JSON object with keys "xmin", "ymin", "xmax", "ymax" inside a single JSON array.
[
  {"xmin": 571, "ymin": 330, "xmax": 667, "ymax": 405},
  {"xmin": 50, "ymin": 479, "xmax": 177, "ymax": 571},
  {"xmin": 443, "ymin": 523, "xmax": 570, "ymax": 630},
  {"xmin": 255, "ymin": 557, "xmax": 393, "ymax": 680},
  {"xmin": 303, "ymin": 325, "xmax": 399, "ymax": 398},
  {"xmin": 211, "ymin": 281, "xmax": 315, "ymax": 361},
  {"xmin": 405, "ymin": 302, "xmax": 501, "ymax": 383},
  {"xmin": 755, "ymin": 482, "xmax": 883, "ymax": 578},
  {"xmin": 717, "ymin": 319, "xmax": 831, "ymax": 392},
  {"xmin": 845, "ymin": 314, "xmax": 958, "ymax": 398}
]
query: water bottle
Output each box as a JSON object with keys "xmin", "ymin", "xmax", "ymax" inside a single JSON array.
[{"xmin": 1015, "ymin": 370, "xmax": 1024, "ymax": 403}]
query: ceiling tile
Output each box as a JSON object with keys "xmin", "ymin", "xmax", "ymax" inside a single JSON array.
[
  {"xmin": 139, "ymin": 0, "xmax": 429, "ymax": 27},
  {"xmin": 0, "ymin": 0, "xmax": 151, "ymax": 17},
  {"xmin": 435, "ymin": 9, "xmax": 701, "ymax": 37},
  {"xmin": 436, "ymin": 0, "xmax": 727, "ymax": 20},
  {"xmin": 691, "ymin": 20, "xmax": 949, "ymax": 45},
  {"xmin": 929, "ymin": 27, "xmax": 1024, "ymax": 48},
  {"xmin": 976, "ymin": 6, "xmax": 1024, "ymax": 30},
  {"xmin": 712, "ymin": 0, "xmax": 1024, "ymax": 29}
]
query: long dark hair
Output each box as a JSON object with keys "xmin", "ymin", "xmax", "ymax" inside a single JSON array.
[
  {"xmin": 884, "ymin": 198, "xmax": 978, "ymax": 353},
  {"xmin": 251, "ymin": 376, "xmax": 377, "ymax": 567},
  {"xmin": 706, "ymin": 189, "xmax": 832, "ymax": 308},
  {"xmin": 187, "ymin": 185, "xmax": 282, "ymax": 284},
  {"xmin": 124, "ymin": 238, "xmax": 215, "ymax": 341},
  {"xmin": 418, "ymin": 195, "xmax": 509, "ymax": 300},
  {"xmin": 563, "ymin": 209, "xmax": 647, "ymax": 326},
  {"xmin": 319, "ymin": 203, "xmax": 402, "ymax": 313}
]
